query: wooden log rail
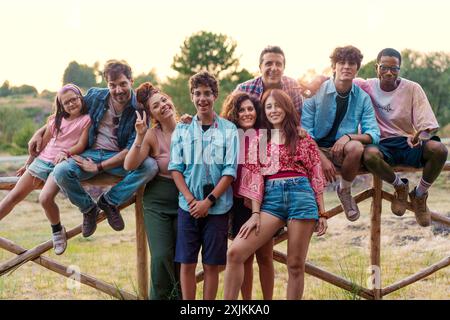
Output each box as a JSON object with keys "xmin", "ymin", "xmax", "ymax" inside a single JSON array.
[
  {"xmin": 1, "ymin": 161, "xmax": 449, "ymax": 299},
  {"xmin": 0, "ymin": 174, "xmax": 148, "ymax": 300}
]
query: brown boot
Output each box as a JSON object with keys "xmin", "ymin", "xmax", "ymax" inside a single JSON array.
[
  {"xmin": 391, "ymin": 178, "xmax": 409, "ymax": 216},
  {"xmin": 409, "ymin": 187, "xmax": 431, "ymax": 227}
]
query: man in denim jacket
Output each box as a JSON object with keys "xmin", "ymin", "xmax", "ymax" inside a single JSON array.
[{"xmin": 29, "ymin": 60, "xmax": 158, "ymax": 237}]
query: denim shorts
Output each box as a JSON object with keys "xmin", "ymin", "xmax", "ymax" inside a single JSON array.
[
  {"xmin": 27, "ymin": 158, "xmax": 55, "ymax": 182},
  {"xmin": 260, "ymin": 176, "xmax": 319, "ymax": 222},
  {"xmin": 175, "ymin": 208, "xmax": 229, "ymax": 265}
]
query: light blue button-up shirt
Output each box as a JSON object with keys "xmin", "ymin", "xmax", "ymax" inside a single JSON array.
[
  {"xmin": 301, "ymin": 79, "xmax": 380, "ymax": 145},
  {"xmin": 168, "ymin": 113, "xmax": 239, "ymax": 215}
]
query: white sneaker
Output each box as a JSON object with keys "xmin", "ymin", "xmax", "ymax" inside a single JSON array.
[
  {"xmin": 52, "ymin": 226, "xmax": 67, "ymax": 255},
  {"xmin": 337, "ymin": 185, "xmax": 360, "ymax": 222}
]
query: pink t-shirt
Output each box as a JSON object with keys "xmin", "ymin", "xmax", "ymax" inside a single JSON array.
[
  {"xmin": 354, "ymin": 78, "xmax": 439, "ymax": 140},
  {"xmin": 152, "ymin": 127, "xmax": 172, "ymax": 179},
  {"xmin": 38, "ymin": 114, "xmax": 91, "ymax": 163}
]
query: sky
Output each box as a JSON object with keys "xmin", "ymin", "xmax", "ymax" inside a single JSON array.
[{"xmin": 1, "ymin": 0, "xmax": 449, "ymax": 92}]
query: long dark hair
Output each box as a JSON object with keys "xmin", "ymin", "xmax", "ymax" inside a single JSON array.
[
  {"xmin": 53, "ymin": 84, "xmax": 88, "ymax": 138},
  {"xmin": 220, "ymin": 92, "xmax": 261, "ymax": 129},
  {"xmin": 260, "ymin": 89, "xmax": 300, "ymax": 155}
]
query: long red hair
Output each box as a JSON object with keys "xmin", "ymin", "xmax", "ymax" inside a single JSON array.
[{"xmin": 260, "ymin": 89, "xmax": 300, "ymax": 155}]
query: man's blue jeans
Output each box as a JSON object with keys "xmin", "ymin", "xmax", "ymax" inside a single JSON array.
[{"xmin": 53, "ymin": 149, "xmax": 158, "ymax": 214}]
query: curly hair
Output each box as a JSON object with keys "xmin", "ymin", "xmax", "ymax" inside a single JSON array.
[
  {"xmin": 189, "ymin": 71, "xmax": 219, "ymax": 97},
  {"xmin": 220, "ymin": 92, "xmax": 261, "ymax": 129},
  {"xmin": 330, "ymin": 46, "xmax": 363, "ymax": 69},
  {"xmin": 136, "ymin": 82, "xmax": 177, "ymax": 127}
]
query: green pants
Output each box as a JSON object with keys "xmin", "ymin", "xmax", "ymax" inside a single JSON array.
[{"xmin": 142, "ymin": 175, "xmax": 181, "ymax": 300}]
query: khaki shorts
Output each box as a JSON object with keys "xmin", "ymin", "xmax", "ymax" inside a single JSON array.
[{"xmin": 319, "ymin": 147, "xmax": 344, "ymax": 167}]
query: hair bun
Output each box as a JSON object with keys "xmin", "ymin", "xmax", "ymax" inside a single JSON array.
[{"xmin": 136, "ymin": 82, "xmax": 156, "ymax": 105}]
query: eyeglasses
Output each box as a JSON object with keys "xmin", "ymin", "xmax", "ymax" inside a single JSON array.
[
  {"xmin": 377, "ymin": 64, "xmax": 400, "ymax": 73},
  {"xmin": 62, "ymin": 96, "xmax": 80, "ymax": 108}
]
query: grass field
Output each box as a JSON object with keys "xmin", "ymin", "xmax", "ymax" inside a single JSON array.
[{"xmin": 0, "ymin": 172, "xmax": 449, "ymax": 300}]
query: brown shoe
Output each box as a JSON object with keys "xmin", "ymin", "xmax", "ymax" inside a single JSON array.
[
  {"xmin": 98, "ymin": 195, "xmax": 125, "ymax": 231},
  {"xmin": 391, "ymin": 178, "xmax": 409, "ymax": 216},
  {"xmin": 409, "ymin": 188, "xmax": 431, "ymax": 227},
  {"xmin": 337, "ymin": 185, "xmax": 360, "ymax": 222},
  {"xmin": 82, "ymin": 206, "xmax": 100, "ymax": 237}
]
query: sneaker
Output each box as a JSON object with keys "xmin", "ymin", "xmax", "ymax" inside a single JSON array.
[
  {"xmin": 337, "ymin": 185, "xmax": 360, "ymax": 222},
  {"xmin": 52, "ymin": 226, "xmax": 67, "ymax": 255},
  {"xmin": 98, "ymin": 194, "xmax": 125, "ymax": 231},
  {"xmin": 391, "ymin": 178, "xmax": 409, "ymax": 216},
  {"xmin": 409, "ymin": 187, "xmax": 431, "ymax": 227},
  {"xmin": 82, "ymin": 206, "xmax": 100, "ymax": 237}
]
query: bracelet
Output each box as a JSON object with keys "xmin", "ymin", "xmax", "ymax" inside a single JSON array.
[
  {"xmin": 319, "ymin": 212, "xmax": 328, "ymax": 219},
  {"xmin": 252, "ymin": 211, "xmax": 260, "ymax": 215},
  {"xmin": 187, "ymin": 198, "xmax": 195, "ymax": 205},
  {"xmin": 97, "ymin": 162, "xmax": 104, "ymax": 172},
  {"xmin": 345, "ymin": 134, "xmax": 352, "ymax": 141}
]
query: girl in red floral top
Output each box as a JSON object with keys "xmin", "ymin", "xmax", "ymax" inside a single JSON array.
[{"xmin": 224, "ymin": 89, "xmax": 328, "ymax": 300}]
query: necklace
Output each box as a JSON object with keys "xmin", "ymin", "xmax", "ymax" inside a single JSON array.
[{"xmin": 336, "ymin": 91, "xmax": 350, "ymax": 99}]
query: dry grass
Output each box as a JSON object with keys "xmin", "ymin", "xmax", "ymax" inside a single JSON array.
[{"xmin": 0, "ymin": 173, "xmax": 449, "ymax": 300}]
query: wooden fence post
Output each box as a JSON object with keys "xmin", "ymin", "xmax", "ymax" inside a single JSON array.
[
  {"xmin": 135, "ymin": 186, "xmax": 148, "ymax": 300},
  {"xmin": 370, "ymin": 175, "xmax": 383, "ymax": 300}
]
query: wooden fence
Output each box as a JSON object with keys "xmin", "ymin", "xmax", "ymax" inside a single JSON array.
[{"xmin": 0, "ymin": 162, "xmax": 449, "ymax": 300}]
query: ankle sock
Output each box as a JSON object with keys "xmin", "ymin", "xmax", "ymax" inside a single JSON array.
[
  {"xmin": 416, "ymin": 178, "xmax": 432, "ymax": 197},
  {"xmin": 51, "ymin": 222, "xmax": 62, "ymax": 233},
  {"xmin": 340, "ymin": 178, "xmax": 353, "ymax": 190},
  {"xmin": 391, "ymin": 174, "xmax": 405, "ymax": 187}
]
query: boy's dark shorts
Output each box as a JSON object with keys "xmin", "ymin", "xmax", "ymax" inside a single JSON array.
[
  {"xmin": 175, "ymin": 208, "xmax": 229, "ymax": 265},
  {"xmin": 367, "ymin": 136, "xmax": 441, "ymax": 168}
]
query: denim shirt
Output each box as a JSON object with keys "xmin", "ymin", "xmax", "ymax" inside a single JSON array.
[
  {"xmin": 168, "ymin": 113, "xmax": 239, "ymax": 215},
  {"xmin": 301, "ymin": 79, "xmax": 380, "ymax": 145},
  {"xmin": 84, "ymin": 88, "xmax": 138, "ymax": 150}
]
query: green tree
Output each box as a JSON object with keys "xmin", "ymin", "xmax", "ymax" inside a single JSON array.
[
  {"xmin": 172, "ymin": 31, "xmax": 241, "ymax": 79},
  {"xmin": 357, "ymin": 60, "xmax": 376, "ymax": 79},
  {"xmin": 10, "ymin": 84, "xmax": 38, "ymax": 96},
  {"xmin": 0, "ymin": 80, "xmax": 11, "ymax": 97},
  {"xmin": 13, "ymin": 119, "xmax": 37, "ymax": 149},
  {"xmin": 133, "ymin": 69, "xmax": 159, "ymax": 88},
  {"xmin": 62, "ymin": 61, "xmax": 97, "ymax": 89},
  {"xmin": 400, "ymin": 49, "xmax": 450, "ymax": 125}
]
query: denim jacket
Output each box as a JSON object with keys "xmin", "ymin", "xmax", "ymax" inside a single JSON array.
[{"xmin": 84, "ymin": 88, "xmax": 138, "ymax": 150}]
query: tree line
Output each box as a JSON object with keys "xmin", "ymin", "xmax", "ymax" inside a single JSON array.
[{"xmin": 1, "ymin": 31, "xmax": 449, "ymax": 155}]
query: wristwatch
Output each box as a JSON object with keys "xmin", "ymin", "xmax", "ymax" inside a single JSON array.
[{"xmin": 207, "ymin": 193, "xmax": 217, "ymax": 205}]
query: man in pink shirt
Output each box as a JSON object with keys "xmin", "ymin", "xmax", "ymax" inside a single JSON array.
[{"xmin": 360, "ymin": 48, "xmax": 448, "ymax": 227}]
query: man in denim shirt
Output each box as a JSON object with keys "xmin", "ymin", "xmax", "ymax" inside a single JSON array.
[
  {"xmin": 302, "ymin": 46, "xmax": 380, "ymax": 222},
  {"xmin": 29, "ymin": 60, "xmax": 158, "ymax": 237},
  {"xmin": 169, "ymin": 71, "xmax": 238, "ymax": 300}
]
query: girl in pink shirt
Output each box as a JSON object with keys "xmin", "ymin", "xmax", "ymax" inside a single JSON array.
[{"xmin": 0, "ymin": 84, "xmax": 91, "ymax": 255}]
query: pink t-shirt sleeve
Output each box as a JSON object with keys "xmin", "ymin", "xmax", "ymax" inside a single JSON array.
[{"xmin": 411, "ymin": 83, "xmax": 439, "ymax": 132}]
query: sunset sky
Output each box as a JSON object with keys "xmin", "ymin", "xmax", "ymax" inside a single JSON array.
[{"xmin": 1, "ymin": 0, "xmax": 449, "ymax": 92}]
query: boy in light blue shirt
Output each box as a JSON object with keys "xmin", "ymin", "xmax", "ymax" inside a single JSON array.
[
  {"xmin": 169, "ymin": 71, "xmax": 238, "ymax": 300},
  {"xmin": 302, "ymin": 46, "xmax": 380, "ymax": 223}
]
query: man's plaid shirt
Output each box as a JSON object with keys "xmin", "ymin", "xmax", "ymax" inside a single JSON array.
[{"xmin": 234, "ymin": 76, "xmax": 304, "ymax": 116}]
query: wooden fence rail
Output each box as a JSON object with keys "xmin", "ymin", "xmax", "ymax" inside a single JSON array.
[{"xmin": 0, "ymin": 162, "xmax": 449, "ymax": 299}]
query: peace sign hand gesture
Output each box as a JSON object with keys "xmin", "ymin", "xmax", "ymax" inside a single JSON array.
[{"xmin": 135, "ymin": 110, "xmax": 148, "ymax": 137}]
